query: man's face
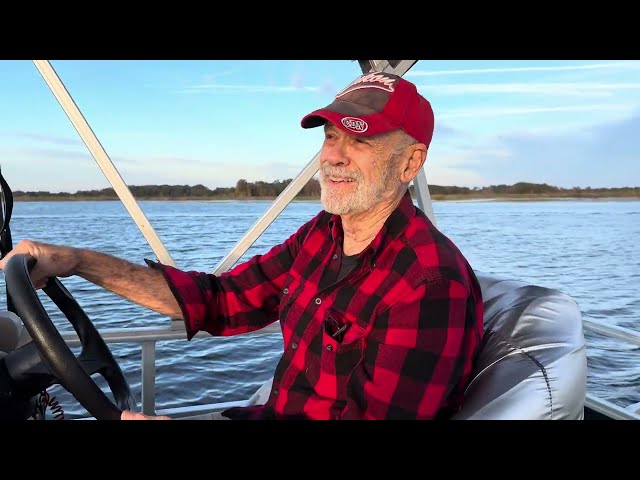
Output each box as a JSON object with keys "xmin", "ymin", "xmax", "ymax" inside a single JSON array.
[{"xmin": 318, "ymin": 123, "xmax": 401, "ymax": 215}]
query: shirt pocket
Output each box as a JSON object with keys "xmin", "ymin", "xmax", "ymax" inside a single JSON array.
[{"xmin": 320, "ymin": 308, "xmax": 366, "ymax": 378}]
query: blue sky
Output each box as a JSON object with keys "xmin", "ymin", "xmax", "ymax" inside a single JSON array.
[{"xmin": 0, "ymin": 59, "xmax": 638, "ymax": 192}]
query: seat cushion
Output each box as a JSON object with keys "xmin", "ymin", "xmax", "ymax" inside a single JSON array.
[
  {"xmin": 452, "ymin": 273, "xmax": 587, "ymax": 420},
  {"xmin": 0, "ymin": 311, "xmax": 22, "ymax": 355}
]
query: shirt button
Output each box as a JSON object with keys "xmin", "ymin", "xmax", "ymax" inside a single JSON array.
[
  {"xmin": 291, "ymin": 342, "xmax": 298, "ymax": 349},
  {"xmin": 315, "ymin": 298, "xmax": 322, "ymax": 305},
  {"xmin": 273, "ymin": 389, "xmax": 279, "ymax": 395},
  {"xmin": 283, "ymin": 288, "xmax": 289, "ymax": 294},
  {"xmin": 332, "ymin": 254, "xmax": 338, "ymax": 260},
  {"xmin": 326, "ymin": 344, "xmax": 333, "ymax": 351}
]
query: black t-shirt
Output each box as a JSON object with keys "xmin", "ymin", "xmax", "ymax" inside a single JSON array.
[
  {"xmin": 337, "ymin": 251, "xmax": 361, "ymax": 283},
  {"xmin": 318, "ymin": 248, "xmax": 363, "ymax": 292}
]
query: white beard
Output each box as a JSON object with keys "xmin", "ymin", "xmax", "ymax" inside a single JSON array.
[{"xmin": 319, "ymin": 164, "xmax": 396, "ymax": 215}]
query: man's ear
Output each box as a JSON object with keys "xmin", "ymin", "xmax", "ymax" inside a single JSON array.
[{"xmin": 399, "ymin": 144, "xmax": 427, "ymax": 183}]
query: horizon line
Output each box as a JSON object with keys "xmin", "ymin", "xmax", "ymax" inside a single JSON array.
[{"xmin": 11, "ymin": 181, "xmax": 640, "ymax": 194}]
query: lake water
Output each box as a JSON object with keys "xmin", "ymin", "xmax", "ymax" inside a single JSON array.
[{"xmin": 1, "ymin": 198, "xmax": 638, "ymax": 418}]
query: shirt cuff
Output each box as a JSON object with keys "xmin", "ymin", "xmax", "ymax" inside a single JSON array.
[{"xmin": 144, "ymin": 258, "xmax": 210, "ymax": 340}]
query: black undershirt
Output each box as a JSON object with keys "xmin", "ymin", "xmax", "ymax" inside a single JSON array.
[
  {"xmin": 336, "ymin": 251, "xmax": 361, "ymax": 283},
  {"xmin": 318, "ymin": 249, "xmax": 363, "ymax": 292}
]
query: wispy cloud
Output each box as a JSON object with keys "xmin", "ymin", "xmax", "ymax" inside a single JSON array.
[
  {"xmin": 439, "ymin": 112, "xmax": 640, "ymax": 188},
  {"xmin": 177, "ymin": 84, "xmax": 321, "ymax": 94},
  {"xmin": 423, "ymin": 164, "xmax": 490, "ymax": 188},
  {"xmin": 420, "ymin": 82, "xmax": 640, "ymax": 97},
  {"xmin": 123, "ymin": 155, "xmax": 213, "ymax": 169},
  {"xmin": 291, "ymin": 72, "xmax": 305, "ymax": 89},
  {"xmin": 202, "ymin": 70, "xmax": 236, "ymax": 82},
  {"xmin": 433, "ymin": 123, "xmax": 469, "ymax": 138},
  {"xmin": 317, "ymin": 80, "xmax": 338, "ymax": 96},
  {"xmin": 439, "ymin": 103, "xmax": 635, "ymax": 119},
  {"xmin": 1, "ymin": 132, "xmax": 81, "ymax": 146},
  {"xmin": 12, "ymin": 146, "xmax": 92, "ymax": 161},
  {"xmin": 120, "ymin": 155, "xmax": 220, "ymax": 172},
  {"xmin": 432, "ymin": 145, "xmax": 513, "ymax": 167},
  {"xmin": 408, "ymin": 62, "xmax": 640, "ymax": 77},
  {"xmin": 3, "ymin": 146, "xmax": 140, "ymax": 166}
]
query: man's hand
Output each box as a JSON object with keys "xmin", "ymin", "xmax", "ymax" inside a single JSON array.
[
  {"xmin": 0, "ymin": 239, "xmax": 80, "ymax": 289},
  {"xmin": 121, "ymin": 410, "xmax": 172, "ymax": 420}
]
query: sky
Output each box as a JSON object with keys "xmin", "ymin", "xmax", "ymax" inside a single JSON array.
[{"xmin": 0, "ymin": 59, "xmax": 638, "ymax": 193}]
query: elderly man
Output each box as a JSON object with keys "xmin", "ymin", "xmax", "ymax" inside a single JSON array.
[{"xmin": 0, "ymin": 72, "xmax": 484, "ymax": 420}]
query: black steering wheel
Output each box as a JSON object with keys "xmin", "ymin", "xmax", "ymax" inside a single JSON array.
[{"xmin": 3, "ymin": 253, "xmax": 135, "ymax": 420}]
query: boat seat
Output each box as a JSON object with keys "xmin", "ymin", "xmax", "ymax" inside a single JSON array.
[
  {"xmin": 248, "ymin": 273, "xmax": 587, "ymax": 420},
  {"xmin": 451, "ymin": 273, "xmax": 587, "ymax": 420},
  {"xmin": 0, "ymin": 311, "xmax": 23, "ymax": 357}
]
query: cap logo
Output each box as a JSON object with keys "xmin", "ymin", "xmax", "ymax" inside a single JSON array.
[
  {"xmin": 335, "ymin": 73, "xmax": 397, "ymax": 99},
  {"xmin": 341, "ymin": 117, "xmax": 368, "ymax": 133}
]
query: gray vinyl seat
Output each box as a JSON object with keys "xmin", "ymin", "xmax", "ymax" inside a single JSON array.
[
  {"xmin": 0, "ymin": 311, "xmax": 23, "ymax": 358},
  {"xmin": 452, "ymin": 273, "xmax": 587, "ymax": 420}
]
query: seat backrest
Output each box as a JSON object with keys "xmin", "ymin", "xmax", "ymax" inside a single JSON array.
[
  {"xmin": 452, "ymin": 273, "xmax": 587, "ymax": 420},
  {"xmin": 0, "ymin": 310, "xmax": 22, "ymax": 356}
]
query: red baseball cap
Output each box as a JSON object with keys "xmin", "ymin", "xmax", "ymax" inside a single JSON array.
[{"xmin": 301, "ymin": 72, "xmax": 434, "ymax": 148}]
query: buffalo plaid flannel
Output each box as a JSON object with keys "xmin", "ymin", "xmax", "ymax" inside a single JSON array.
[{"xmin": 147, "ymin": 191, "xmax": 484, "ymax": 419}]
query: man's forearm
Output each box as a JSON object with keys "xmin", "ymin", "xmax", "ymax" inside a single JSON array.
[{"xmin": 75, "ymin": 248, "xmax": 182, "ymax": 319}]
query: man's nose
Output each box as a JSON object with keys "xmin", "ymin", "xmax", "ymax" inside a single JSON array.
[{"xmin": 323, "ymin": 139, "xmax": 351, "ymax": 167}]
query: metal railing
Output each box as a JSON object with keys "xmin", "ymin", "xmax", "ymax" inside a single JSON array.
[{"xmin": 59, "ymin": 321, "xmax": 280, "ymax": 415}]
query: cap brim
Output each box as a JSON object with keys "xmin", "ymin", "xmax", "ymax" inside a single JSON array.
[{"xmin": 301, "ymin": 101, "xmax": 398, "ymax": 137}]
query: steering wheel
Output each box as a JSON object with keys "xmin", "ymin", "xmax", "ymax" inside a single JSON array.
[{"xmin": 3, "ymin": 253, "xmax": 135, "ymax": 420}]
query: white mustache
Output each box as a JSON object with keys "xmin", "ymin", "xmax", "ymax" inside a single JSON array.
[{"xmin": 320, "ymin": 166, "xmax": 361, "ymax": 182}]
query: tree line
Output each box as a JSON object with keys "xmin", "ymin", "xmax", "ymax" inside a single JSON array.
[
  {"xmin": 11, "ymin": 179, "xmax": 640, "ymax": 200},
  {"xmin": 13, "ymin": 178, "xmax": 321, "ymax": 200}
]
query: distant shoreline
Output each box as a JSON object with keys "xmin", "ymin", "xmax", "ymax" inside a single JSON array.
[
  {"xmin": 12, "ymin": 194, "xmax": 640, "ymax": 202},
  {"xmin": 11, "ymin": 180, "xmax": 640, "ymax": 202}
]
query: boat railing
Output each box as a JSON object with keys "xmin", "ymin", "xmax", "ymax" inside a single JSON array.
[{"xmin": 59, "ymin": 321, "xmax": 280, "ymax": 417}]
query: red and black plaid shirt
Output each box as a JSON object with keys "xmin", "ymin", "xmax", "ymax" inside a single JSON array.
[{"xmin": 148, "ymin": 191, "xmax": 484, "ymax": 419}]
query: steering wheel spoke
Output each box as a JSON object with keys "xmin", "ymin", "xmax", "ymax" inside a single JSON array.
[
  {"xmin": 4, "ymin": 340, "xmax": 58, "ymax": 394},
  {"xmin": 4, "ymin": 254, "xmax": 135, "ymax": 419}
]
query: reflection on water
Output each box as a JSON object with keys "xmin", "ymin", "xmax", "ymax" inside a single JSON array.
[{"xmin": 2, "ymin": 198, "xmax": 638, "ymax": 417}]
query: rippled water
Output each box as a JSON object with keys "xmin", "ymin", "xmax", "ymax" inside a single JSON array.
[{"xmin": 2, "ymin": 198, "xmax": 638, "ymax": 417}]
